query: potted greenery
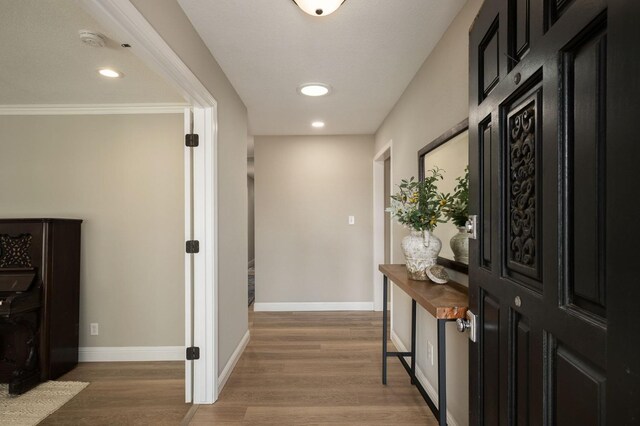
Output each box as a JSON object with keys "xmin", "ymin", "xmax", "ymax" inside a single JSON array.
[
  {"xmin": 445, "ymin": 167, "xmax": 469, "ymax": 264},
  {"xmin": 387, "ymin": 168, "xmax": 448, "ymax": 280}
]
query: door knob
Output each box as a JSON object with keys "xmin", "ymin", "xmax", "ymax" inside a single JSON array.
[
  {"xmin": 456, "ymin": 318, "xmax": 470, "ymax": 333},
  {"xmin": 456, "ymin": 310, "xmax": 477, "ymax": 342}
]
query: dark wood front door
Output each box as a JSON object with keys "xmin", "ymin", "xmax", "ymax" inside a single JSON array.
[{"xmin": 468, "ymin": 0, "xmax": 639, "ymax": 424}]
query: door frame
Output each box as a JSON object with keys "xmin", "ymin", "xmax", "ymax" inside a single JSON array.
[
  {"xmin": 80, "ymin": 0, "xmax": 219, "ymax": 404},
  {"xmin": 373, "ymin": 141, "xmax": 392, "ymax": 311}
]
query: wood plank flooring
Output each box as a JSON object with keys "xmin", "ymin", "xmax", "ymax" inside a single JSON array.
[
  {"xmin": 189, "ymin": 309, "xmax": 435, "ymax": 425},
  {"xmin": 40, "ymin": 310, "xmax": 435, "ymax": 425},
  {"xmin": 40, "ymin": 361, "xmax": 189, "ymax": 425}
]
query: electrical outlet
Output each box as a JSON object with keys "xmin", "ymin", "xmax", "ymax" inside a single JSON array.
[
  {"xmin": 428, "ymin": 341, "xmax": 434, "ymax": 366},
  {"xmin": 348, "ymin": 215, "xmax": 355, "ymax": 225},
  {"xmin": 90, "ymin": 323, "xmax": 99, "ymax": 336}
]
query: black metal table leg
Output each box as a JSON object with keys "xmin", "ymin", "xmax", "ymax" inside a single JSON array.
[
  {"xmin": 437, "ymin": 319, "xmax": 447, "ymax": 425},
  {"xmin": 382, "ymin": 275, "xmax": 388, "ymax": 385},
  {"xmin": 411, "ymin": 299, "xmax": 417, "ymax": 384}
]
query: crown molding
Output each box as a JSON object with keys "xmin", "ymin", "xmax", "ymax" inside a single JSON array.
[{"xmin": 0, "ymin": 103, "xmax": 189, "ymax": 115}]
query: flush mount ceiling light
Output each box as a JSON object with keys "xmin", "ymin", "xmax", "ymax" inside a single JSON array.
[
  {"xmin": 98, "ymin": 68, "xmax": 123, "ymax": 78},
  {"xmin": 292, "ymin": 0, "xmax": 346, "ymax": 16},
  {"xmin": 298, "ymin": 83, "xmax": 331, "ymax": 97},
  {"xmin": 312, "ymin": 121, "xmax": 325, "ymax": 128}
]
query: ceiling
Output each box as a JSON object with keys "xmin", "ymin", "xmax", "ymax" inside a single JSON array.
[
  {"xmin": 178, "ymin": 0, "xmax": 466, "ymax": 136},
  {"xmin": 0, "ymin": 0, "xmax": 183, "ymax": 105}
]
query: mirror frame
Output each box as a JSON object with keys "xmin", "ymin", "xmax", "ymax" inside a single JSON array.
[{"xmin": 418, "ymin": 118, "xmax": 469, "ymax": 275}]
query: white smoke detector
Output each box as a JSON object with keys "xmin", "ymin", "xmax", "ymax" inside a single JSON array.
[{"xmin": 79, "ymin": 30, "xmax": 106, "ymax": 48}]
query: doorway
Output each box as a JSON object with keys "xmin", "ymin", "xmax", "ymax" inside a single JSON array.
[
  {"xmin": 248, "ymin": 155, "xmax": 255, "ymax": 307},
  {"xmin": 373, "ymin": 142, "xmax": 392, "ymax": 311},
  {"xmin": 384, "ymin": 156, "xmax": 391, "ymax": 265},
  {"xmin": 74, "ymin": 0, "xmax": 220, "ymax": 405}
]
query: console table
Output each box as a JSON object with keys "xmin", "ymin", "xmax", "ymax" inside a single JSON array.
[{"xmin": 379, "ymin": 264, "xmax": 468, "ymax": 426}]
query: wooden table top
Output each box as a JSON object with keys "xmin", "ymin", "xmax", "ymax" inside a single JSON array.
[{"xmin": 379, "ymin": 264, "xmax": 469, "ymax": 320}]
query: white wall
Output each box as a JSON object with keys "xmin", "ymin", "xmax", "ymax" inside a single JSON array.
[
  {"xmin": 0, "ymin": 113, "xmax": 183, "ymax": 348},
  {"xmin": 254, "ymin": 135, "xmax": 374, "ymax": 309},
  {"xmin": 131, "ymin": 0, "xmax": 249, "ymax": 375},
  {"xmin": 374, "ymin": 1, "xmax": 483, "ymax": 425}
]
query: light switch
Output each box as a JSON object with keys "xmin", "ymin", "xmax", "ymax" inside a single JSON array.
[{"xmin": 348, "ymin": 215, "xmax": 355, "ymax": 225}]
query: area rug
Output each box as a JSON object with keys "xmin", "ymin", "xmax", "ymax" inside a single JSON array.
[{"xmin": 0, "ymin": 381, "xmax": 89, "ymax": 426}]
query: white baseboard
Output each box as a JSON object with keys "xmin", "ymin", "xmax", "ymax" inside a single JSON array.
[
  {"xmin": 79, "ymin": 346, "xmax": 184, "ymax": 362},
  {"xmin": 390, "ymin": 331, "xmax": 460, "ymax": 426},
  {"xmin": 218, "ymin": 330, "xmax": 250, "ymax": 392},
  {"xmin": 253, "ymin": 302, "xmax": 374, "ymax": 312}
]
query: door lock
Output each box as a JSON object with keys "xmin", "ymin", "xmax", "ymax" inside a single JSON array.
[{"xmin": 456, "ymin": 310, "xmax": 478, "ymax": 342}]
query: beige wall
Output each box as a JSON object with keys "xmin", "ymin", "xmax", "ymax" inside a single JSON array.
[
  {"xmin": 0, "ymin": 114, "xmax": 183, "ymax": 347},
  {"xmin": 254, "ymin": 135, "xmax": 374, "ymax": 305},
  {"xmin": 131, "ymin": 0, "xmax": 249, "ymax": 375},
  {"xmin": 374, "ymin": 1, "xmax": 482, "ymax": 424}
]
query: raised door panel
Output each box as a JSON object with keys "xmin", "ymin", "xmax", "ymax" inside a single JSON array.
[
  {"xmin": 481, "ymin": 292, "xmax": 501, "ymax": 425},
  {"xmin": 545, "ymin": 335, "xmax": 606, "ymax": 425},
  {"xmin": 480, "ymin": 117, "xmax": 494, "ymax": 269},
  {"xmin": 561, "ymin": 13, "xmax": 607, "ymax": 320},
  {"xmin": 480, "ymin": 17, "xmax": 501, "ymax": 101},
  {"xmin": 509, "ymin": 0, "xmax": 531, "ymax": 67}
]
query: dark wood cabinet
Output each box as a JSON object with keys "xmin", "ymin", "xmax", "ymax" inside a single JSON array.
[{"xmin": 0, "ymin": 218, "xmax": 82, "ymax": 381}]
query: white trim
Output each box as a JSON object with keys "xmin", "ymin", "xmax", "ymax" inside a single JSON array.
[
  {"xmin": 81, "ymin": 0, "xmax": 220, "ymax": 405},
  {"xmin": 79, "ymin": 0, "xmax": 216, "ymax": 108},
  {"xmin": 191, "ymin": 107, "xmax": 218, "ymax": 404},
  {"xmin": 217, "ymin": 330, "xmax": 250, "ymax": 392},
  {"xmin": 79, "ymin": 346, "xmax": 184, "ymax": 362},
  {"xmin": 390, "ymin": 331, "xmax": 460, "ymax": 426},
  {"xmin": 184, "ymin": 108, "xmax": 194, "ymax": 403},
  {"xmin": 254, "ymin": 302, "xmax": 374, "ymax": 312},
  {"xmin": 373, "ymin": 141, "xmax": 392, "ymax": 311},
  {"xmin": 0, "ymin": 103, "xmax": 188, "ymax": 115}
]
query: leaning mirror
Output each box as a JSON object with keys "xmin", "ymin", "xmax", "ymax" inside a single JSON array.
[{"xmin": 418, "ymin": 118, "xmax": 469, "ymax": 273}]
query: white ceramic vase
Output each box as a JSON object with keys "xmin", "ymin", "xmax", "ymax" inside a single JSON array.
[
  {"xmin": 450, "ymin": 226, "xmax": 469, "ymax": 264},
  {"xmin": 401, "ymin": 229, "xmax": 442, "ymax": 280}
]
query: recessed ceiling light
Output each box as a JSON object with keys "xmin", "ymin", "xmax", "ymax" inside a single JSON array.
[
  {"xmin": 299, "ymin": 83, "xmax": 331, "ymax": 97},
  {"xmin": 98, "ymin": 68, "xmax": 123, "ymax": 78},
  {"xmin": 312, "ymin": 121, "xmax": 325, "ymax": 128}
]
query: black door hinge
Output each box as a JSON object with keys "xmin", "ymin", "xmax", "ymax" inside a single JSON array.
[
  {"xmin": 186, "ymin": 346, "xmax": 200, "ymax": 360},
  {"xmin": 185, "ymin": 133, "xmax": 199, "ymax": 147},
  {"xmin": 185, "ymin": 240, "xmax": 200, "ymax": 254}
]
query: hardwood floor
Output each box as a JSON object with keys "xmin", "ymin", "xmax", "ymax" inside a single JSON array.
[
  {"xmin": 42, "ymin": 310, "xmax": 435, "ymax": 425},
  {"xmin": 40, "ymin": 362, "xmax": 189, "ymax": 425},
  {"xmin": 189, "ymin": 309, "xmax": 435, "ymax": 425}
]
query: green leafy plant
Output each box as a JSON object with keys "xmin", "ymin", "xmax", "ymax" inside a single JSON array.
[
  {"xmin": 446, "ymin": 166, "xmax": 469, "ymax": 228},
  {"xmin": 387, "ymin": 167, "xmax": 449, "ymax": 232}
]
